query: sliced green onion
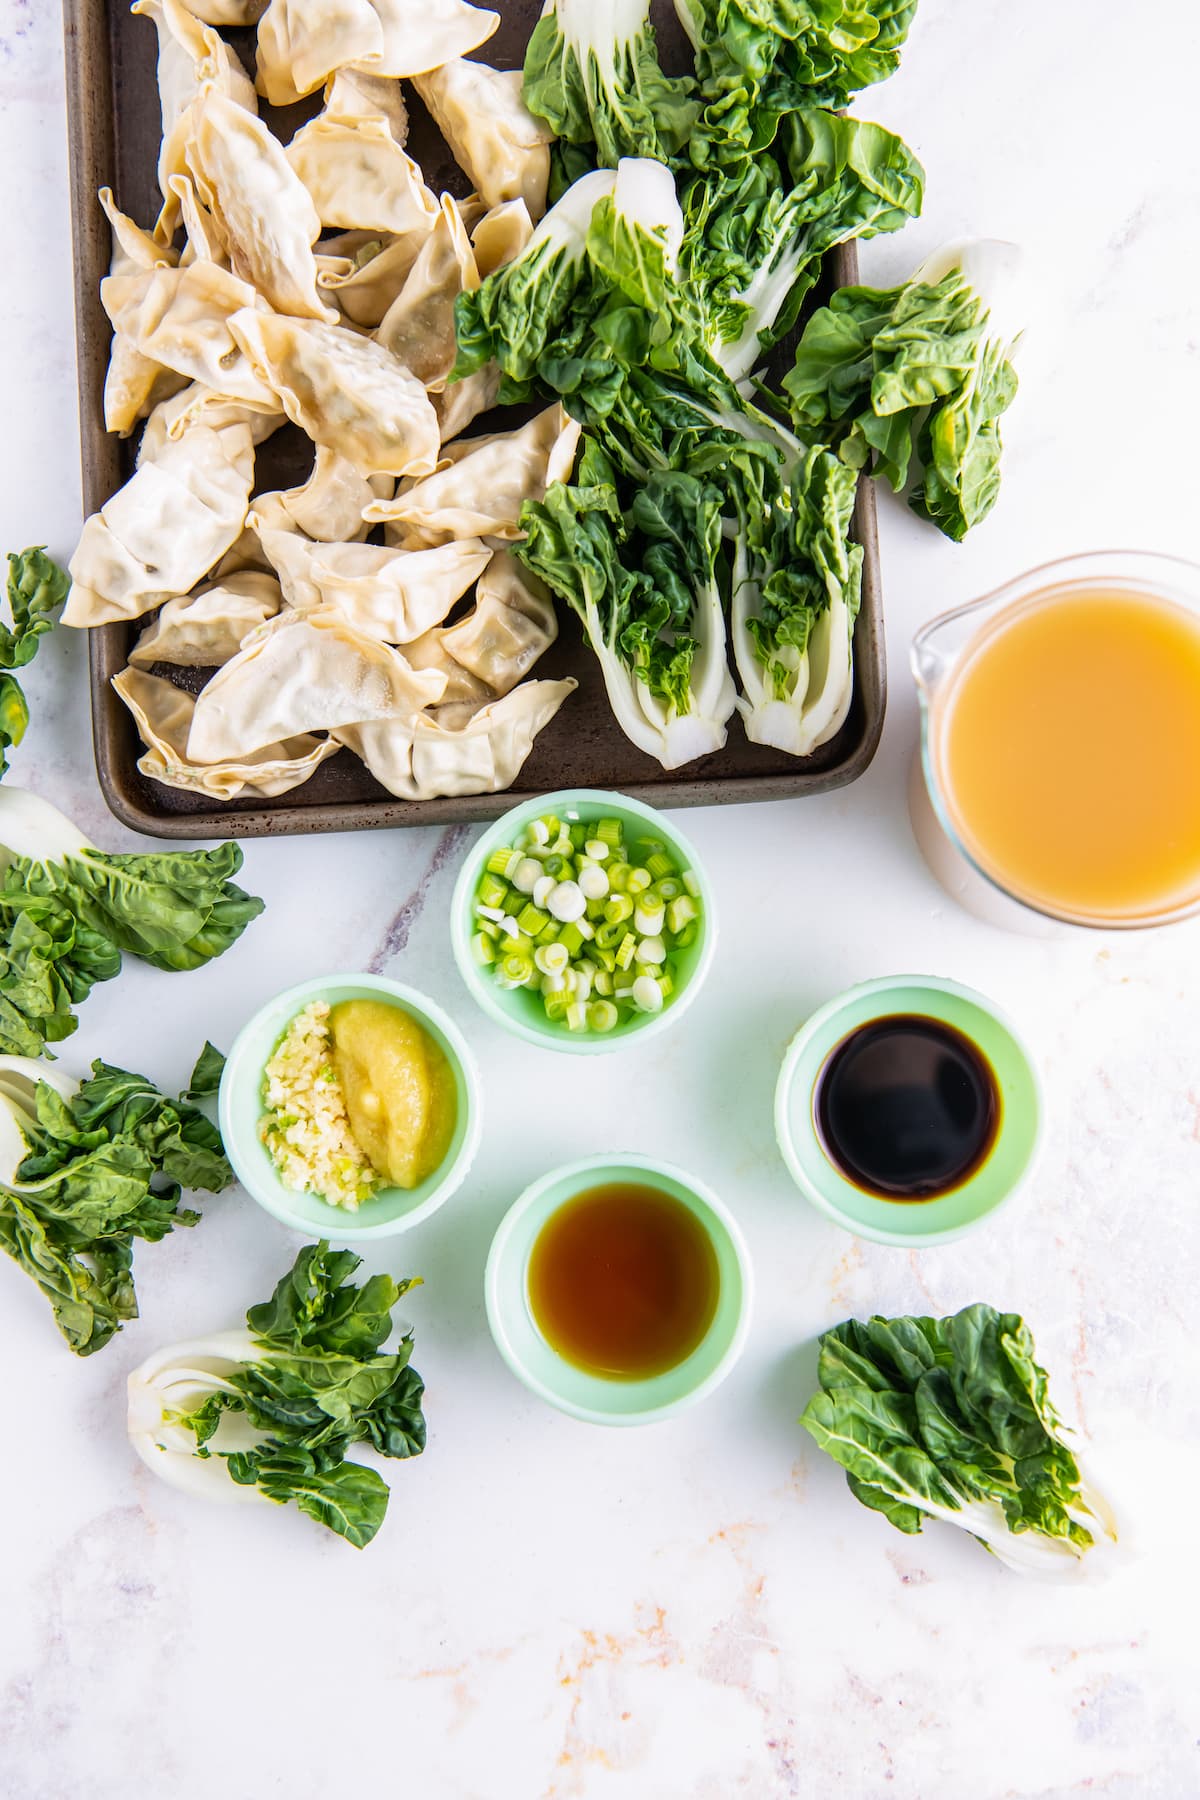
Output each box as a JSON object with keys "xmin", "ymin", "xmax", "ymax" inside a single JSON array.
[
  {"xmin": 584, "ymin": 838, "xmax": 610, "ymax": 861},
  {"xmin": 607, "ymin": 861, "xmax": 632, "ymax": 892},
  {"xmin": 558, "ymin": 920, "xmax": 585, "ymax": 956},
  {"xmin": 603, "ymin": 893, "xmax": 633, "ymax": 925},
  {"xmin": 478, "ymin": 875, "xmax": 509, "ymax": 909},
  {"xmin": 674, "ymin": 921, "xmax": 698, "ymax": 950},
  {"xmin": 566, "ymin": 1000, "xmax": 589, "ymax": 1032},
  {"xmin": 526, "ymin": 818, "xmax": 551, "ymax": 848},
  {"xmin": 534, "ymin": 941, "xmax": 569, "ymax": 977},
  {"xmin": 512, "ymin": 857, "xmax": 544, "ymax": 894},
  {"xmin": 499, "ymin": 951, "xmax": 535, "ymax": 986},
  {"xmin": 652, "ymin": 877, "xmax": 683, "ymax": 902},
  {"xmin": 544, "ymin": 989, "xmax": 570, "ymax": 1022},
  {"xmin": 486, "ymin": 848, "xmax": 521, "ymax": 878},
  {"xmin": 588, "ymin": 1000, "xmax": 619, "ymax": 1032},
  {"xmin": 499, "ymin": 931, "xmax": 527, "ymax": 955},
  {"xmin": 471, "ymin": 932, "xmax": 497, "ymax": 965},
  {"xmin": 632, "ymin": 974, "xmax": 664, "ymax": 1013},
  {"xmin": 626, "ymin": 867, "xmax": 652, "ymax": 895},
  {"xmin": 615, "ymin": 932, "xmax": 636, "ymax": 970},
  {"xmin": 666, "ymin": 895, "xmax": 699, "ymax": 934},
  {"xmin": 682, "ymin": 868, "xmax": 700, "ymax": 897},
  {"xmin": 634, "ymin": 900, "xmax": 665, "ymax": 935},
  {"xmin": 516, "ymin": 902, "xmax": 550, "ymax": 936},
  {"xmin": 593, "ymin": 968, "xmax": 614, "ymax": 996},
  {"xmin": 635, "ymin": 935, "xmax": 666, "ymax": 965},
  {"xmin": 644, "ymin": 850, "xmax": 673, "ymax": 881},
  {"xmin": 596, "ymin": 817, "xmax": 624, "ymax": 847}
]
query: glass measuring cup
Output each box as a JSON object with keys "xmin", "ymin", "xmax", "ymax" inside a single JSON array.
[{"xmin": 910, "ymin": 550, "xmax": 1200, "ymax": 931}]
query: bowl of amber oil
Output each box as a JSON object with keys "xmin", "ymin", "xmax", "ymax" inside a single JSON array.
[
  {"xmin": 774, "ymin": 976, "xmax": 1043, "ymax": 1247},
  {"xmin": 220, "ymin": 973, "xmax": 482, "ymax": 1238},
  {"xmin": 484, "ymin": 1153, "xmax": 754, "ymax": 1424}
]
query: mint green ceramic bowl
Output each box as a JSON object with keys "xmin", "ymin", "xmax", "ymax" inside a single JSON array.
[
  {"xmin": 450, "ymin": 789, "xmax": 716, "ymax": 1055},
  {"xmin": 219, "ymin": 974, "xmax": 481, "ymax": 1239},
  {"xmin": 774, "ymin": 975, "xmax": 1042, "ymax": 1248},
  {"xmin": 485, "ymin": 1153, "xmax": 753, "ymax": 1425}
]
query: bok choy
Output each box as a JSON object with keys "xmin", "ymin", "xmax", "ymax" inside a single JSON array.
[
  {"xmin": 0, "ymin": 786, "xmax": 264, "ymax": 1056},
  {"xmin": 784, "ymin": 239, "xmax": 1023, "ymax": 539},
  {"xmin": 518, "ymin": 442, "xmax": 736, "ymax": 768},
  {"xmin": 801, "ymin": 1304, "xmax": 1120, "ymax": 1580},
  {"xmin": 127, "ymin": 1241, "xmax": 426, "ymax": 1549},
  {"xmin": 0, "ymin": 1044, "xmax": 228, "ymax": 1354},
  {"xmin": 0, "ymin": 549, "xmax": 70, "ymax": 780}
]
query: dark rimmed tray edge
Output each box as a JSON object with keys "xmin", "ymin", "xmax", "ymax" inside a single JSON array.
[{"xmin": 62, "ymin": 0, "xmax": 886, "ymax": 841}]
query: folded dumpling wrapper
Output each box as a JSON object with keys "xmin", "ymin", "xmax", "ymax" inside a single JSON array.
[
  {"xmin": 287, "ymin": 106, "xmax": 440, "ymax": 238},
  {"xmin": 258, "ymin": 529, "xmax": 491, "ymax": 642},
  {"xmin": 376, "ymin": 197, "xmax": 478, "ymax": 388},
  {"xmin": 317, "ymin": 233, "xmax": 431, "ymax": 328},
  {"xmin": 113, "ymin": 666, "xmax": 340, "ymax": 799},
  {"xmin": 130, "ymin": 571, "xmax": 283, "ymax": 667},
  {"xmin": 471, "ymin": 199, "xmax": 535, "ymax": 279},
  {"xmin": 249, "ymin": 447, "xmax": 393, "ymax": 545},
  {"xmin": 256, "ymin": 0, "xmax": 499, "ymax": 105},
  {"xmin": 322, "ymin": 66, "xmax": 409, "ymax": 146},
  {"xmin": 366, "ymin": 403, "xmax": 581, "ymax": 545},
  {"xmin": 434, "ymin": 549, "xmax": 557, "ymax": 694},
  {"xmin": 132, "ymin": 0, "xmax": 257, "ymax": 238},
  {"xmin": 413, "ymin": 60, "xmax": 552, "ymax": 222},
  {"xmin": 171, "ymin": 1, "xmax": 267, "ymax": 22},
  {"xmin": 432, "ymin": 363, "xmax": 501, "ymax": 445},
  {"xmin": 335, "ymin": 677, "xmax": 575, "ymax": 800},
  {"xmin": 65, "ymin": 422, "xmax": 255, "ymax": 627},
  {"xmin": 102, "ymin": 263, "xmax": 280, "ymax": 408},
  {"xmin": 98, "ymin": 189, "xmax": 187, "ymax": 435},
  {"xmin": 187, "ymin": 605, "xmax": 448, "ymax": 760},
  {"xmin": 138, "ymin": 382, "xmax": 284, "ymax": 457},
  {"xmin": 186, "ymin": 90, "xmax": 335, "ymax": 322},
  {"xmin": 229, "ymin": 308, "xmax": 441, "ymax": 479}
]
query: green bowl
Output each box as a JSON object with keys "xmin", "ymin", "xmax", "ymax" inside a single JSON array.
[
  {"xmin": 219, "ymin": 974, "xmax": 481, "ymax": 1239},
  {"xmin": 774, "ymin": 975, "xmax": 1043, "ymax": 1247},
  {"xmin": 484, "ymin": 1153, "xmax": 753, "ymax": 1426},
  {"xmin": 450, "ymin": 788, "xmax": 717, "ymax": 1055}
]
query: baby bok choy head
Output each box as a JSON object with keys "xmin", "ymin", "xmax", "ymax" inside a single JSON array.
[
  {"xmin": 128, "ymin": 1242, "xmax": 426, "ymax": 1549},
  {"xmin": 0, "ymin": 549, "xmax": 70, "ymax": 780},
  {"xmin": 0, "ymin": 1044, "xmax": 229, "ymax": 1355},
  {"xmin": 784, "ymin": 237, "xmax": 1025, "ymax": 540},
  {"xmin": 0, "ymin": 784, "xmax": 264, "ymax": 1057},
  {"xmin": 801, "ymin": 1303, "xmax": 1120, "ymax": 1580},
  {"xmin": 517, "ymin": 439, "xmax": 736, "ymax": 769}
]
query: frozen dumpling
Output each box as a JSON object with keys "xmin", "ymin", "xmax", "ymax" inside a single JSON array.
[
  {"xmin": 334, "ymin": 678, "xmax": 576, "ymax": 799},
  {"xmin": 113, "ymin": 667, "xmax": 340, "ymax": 798},
  {"xmin": 228, "ymin": 309, "xmax": 441, "ymax": 479},
  {"xmin": 258, "ymin": 531, "xmax": 492, "ymax": 642},
  {"xmin": 187, "ymin": 606, "xmax": 448, "ymax": 760},
  {"xmin": 130, "ymin": 571, "xmax": 283, "ymax": 667},
  {"xmin": 376, "ymin": 197, "xmax": 478, "ymax": 388},
  {"xmin": 186, "ymin": 90, "xmax": 335, "ymax": 322},
  {"xmin": 413, "ymin": 60, "xmax": 552, "ymax": 221},
  {"xmin": 65, "ymin": 423, "xmax": 255, "ymax": 628},
  {"xmin": 366, "ymin": 404, "xmax": 581, "ymax": 545}
]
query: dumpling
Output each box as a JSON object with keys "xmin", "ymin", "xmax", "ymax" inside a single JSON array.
[
  {"xmin": 129, "ymin": 572, "xmax": 283, "ymax": 667},
  {"xmin": 471, "ymin": 200, "xmax": 534, "ymax": 278},
  {"xmin": 432, "ymin": 364, "xmax": 500, "ymax": 444},
  {"xmin": 113, "ymin": 667, "xmax": 340, "ymax": 799},
  {"xmin": 98, "ymin": 190, "xmax": 187, "ymax": 435},
  {"xmin": 366, "ymin": 404, "xmax": 581, "ymax": 545},
  {"xmin": 138, "ymin": 383, "xmax": 284, "ymax": 459},
  {"xmin": 64, "ymin": 423, "xmax": 255, "ymax": 628},
  {"xmin": 131, "ymin": 0, "xmax": 257, "ymax": 238},
  {"xmin": 249, "ymin": 446, "xmax": 392, "ymax": 543},
  {"xmin": 255, "ymin": 0, "xmax": 384, "ymax": 107},
  {"xmin": 169, "ymin": 175, "xmax": 229, "ymax": 266},
  {"xmin": 366, "ymin": 0, "xmax": 500, "ymax": 77},
  {"xmin": 413, "ymin": 61, "xmax": 552, "ymax": 221},
  {"xmin": 186, "ymin": 91, "xmax": 335, "ymax": 322},
  {"xmin": 435, "ymin": 550, "xmax": 557, "ymax": 694},
  {"xmin": 101, "ymin": 263, "xmax": 279, "ymax": 407},
  {"xmin": 173, "ymin": 1, "xmax": 266, "ymax": 21},
  {"xmin": 286, "ymin": 100, "xmax": 440, "ymax": 238},
  {"xmin": 376, "ymin": 197, "xmax": 478, "ymax": 388},
  {"xmin": 187, "ymin": 606, "xmax": 448, "ymax": 760},
  {"xmin": 255, "ymin": 0, "xmax": 499, "ymax": 104},
  {"xmin": 317, "ymin": 234, "xmax": 430, "ymax": 329},
  {"xmin": 228, "ymin": 309, "xmax": 441, "ymax": 478},
  {"xmin": 334, "ymin": 677, "xmax": 576, "ymax": 799},
  {"xmin": 322, "ymin": 66, "xmax": 409, "ymax": 145},
  {"xmin": 257, "ymin": 530, "xmax": 491, "ymax": 641}
]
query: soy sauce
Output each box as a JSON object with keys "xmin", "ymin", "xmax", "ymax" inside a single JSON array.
[
  {"xmin": 814, "ymin": 1015, "xmax": 1000, "ymax": 1201},
  {"xmin": 527, "ymin": 1184, "xmax": 720, "ymax": 1379}
]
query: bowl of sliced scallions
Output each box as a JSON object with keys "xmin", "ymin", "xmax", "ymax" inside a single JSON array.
[{"xmin": 450, "ymin": 790, "xmax": 717, "ymax": 1054}]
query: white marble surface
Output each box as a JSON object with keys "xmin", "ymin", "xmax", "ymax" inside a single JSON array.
[{"xmin": 2, "ymin": 3, "xmax": 1199, "ymax": 1795}]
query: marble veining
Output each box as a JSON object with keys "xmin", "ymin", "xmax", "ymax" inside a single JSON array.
[{"xmin": 0, "ymin": 0, "xmax": 1198, "ymax": 1796}]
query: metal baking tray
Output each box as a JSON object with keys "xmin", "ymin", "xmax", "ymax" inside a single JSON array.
[{"xmin": 62, "ymin": 0, "xmax": 886, "ymax": 839}]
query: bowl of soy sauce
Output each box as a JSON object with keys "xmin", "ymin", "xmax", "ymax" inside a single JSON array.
[{"xmin": 774, "ymin": 976, "xmax": 1042, "ymax": 1246}]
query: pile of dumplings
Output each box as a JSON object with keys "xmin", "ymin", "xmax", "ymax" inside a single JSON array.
[{"xmin": 64, "ymin": 0, "xmax": 584, "ymax": 804}]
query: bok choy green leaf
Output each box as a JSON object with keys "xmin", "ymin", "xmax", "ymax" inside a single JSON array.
[
  {"xmin": 0, "ymin": 549, "xmax": 70, "ymax": 780},
  {"xmin": 0, "ymin": 786, "xmax": 264, "ymax": 1056},
  {"xmin": 801, "ymin": 1304, "xmax": 1120, "ymax": 1579},
  {"xmin": 524, "ymin": 0, "xmax": 699, "ymax": 170},
  {"xmin": 127, "ymin": 1242, "xmax": 426, "ymax": 1549},
  {"xmin": 0, "ymin": 1045, "xmax": 229, "ymax": 1355}
]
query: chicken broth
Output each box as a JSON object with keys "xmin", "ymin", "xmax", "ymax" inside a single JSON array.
[
  {"xmin": 933, "ymin": 588, "xmax": 1200, "ymax": 921},
  {"xmin": 527, "ymin": 1184, "xmax": 720, "ymax": 1380}
]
